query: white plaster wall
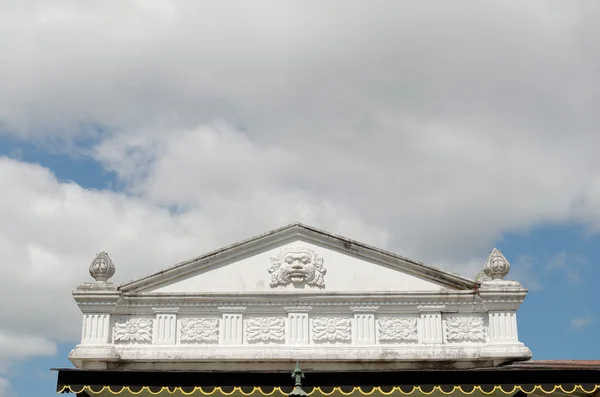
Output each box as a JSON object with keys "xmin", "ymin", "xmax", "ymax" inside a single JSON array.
[{"xmin": 153, "ymin": 240, "xmax": 442, "ymax": 293}]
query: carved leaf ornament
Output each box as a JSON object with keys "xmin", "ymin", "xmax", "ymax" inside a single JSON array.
[
  {"xmin": 446, "ymin": 317, "xmax": 486, "ymax": 342},
  {"xmin": 113, "ymin": 318, "xmax": 153, "ymax": 342},
  {"xmin": 180, "ymin": 318, "xmax": 219, "ymax": 342},
  {"xmin": 378, "ymin": 317, "xmax": 418, "ymax": 341},
  {"xmin": 246, "ymin": 318, "xmax": 285, "ymax": 342},
  {"xmin": 312, "ymin": 318, "xmax": 351, "ymax": 342}
]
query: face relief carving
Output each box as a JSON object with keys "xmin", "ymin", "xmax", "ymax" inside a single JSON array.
[{"xmin": 268, "ymin": 247, "xmax": 326, "ymax": 288}]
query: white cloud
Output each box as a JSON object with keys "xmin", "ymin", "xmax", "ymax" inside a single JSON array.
[
  {"xmin": 0, "ymin": 156, "xmax": 389, "ymax": 358},
  {"xmin": 0, "ymin": 377, "xmax": 10, "ymax": 397},
  {"xmin": 510, "ymin": 255, "xmax": 543, "ymax": 291},
  {"xmin": 0, "ymin": 333, "xmax": 56, "ymax": 373},
  {"xmin": 571, "ymin": 314, "xmax": 593, "ymax": 330},
  {"xmin": 545, "ymin": 251, "xmax": 588, "ymax": 284}
]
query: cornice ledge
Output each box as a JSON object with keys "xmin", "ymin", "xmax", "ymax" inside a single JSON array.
[
  {"xmin": 152, "ymin": 307, "xmax": 180, "ymax": 314},
  {"xmin": 479, "ymin": 279, "xmax": 524, "ymax": 290},
  {"xmin": 217, "ymin": 306, "xmax": 247, "ymax": 313},
  {"xmin": 417, "ymin": 305, "xmax": 446, "ymax": 312},
  {"xmin": 349, "ymin": 306, "xmax": 379, "ymax": 312},
  {"xmin": 284, "ymin": 306, "xmax": 312, "ymax": 313}
]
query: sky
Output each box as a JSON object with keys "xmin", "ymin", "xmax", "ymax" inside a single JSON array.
[{"xmin": 0, "ymin": 0, "xmax": 600, "ymax": 396}]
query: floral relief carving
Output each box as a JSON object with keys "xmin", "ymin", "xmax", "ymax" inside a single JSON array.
[
  {"xmin": 446, "ymin": 317, "xmax": 486, "ymax": 342},
  {"xmin": 268, "ymin": 247, "xmax": 326, "ymax": 288},
  {"xmin": 312, "ymin": 318, "xmax": 351, "ymax": 342},
  {"xmin": 378, "ymin": 317, "xmax": 418, "ymax": 341},
  {"xmin": 180, "ymin": 318, "xmax": 219, "ymax": 343},
  {"xmin": 246, "ymin": 317, "xmax": 285, "ymax": 342},
  {"xmin": 113, "ymin": 318, "xmax": 152, "ymax": 343}
]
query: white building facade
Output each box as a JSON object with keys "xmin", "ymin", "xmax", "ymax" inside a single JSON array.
[{"xmin": 69, "ymin": 223, "xmax": 531, "ymax": 372}]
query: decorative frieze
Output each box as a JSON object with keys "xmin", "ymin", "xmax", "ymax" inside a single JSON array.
[
  {"xmin": 350, "ymin": 306, "xmax": 379, "ymax": 312},
  {"xmin": 217, "ymin": 306, "xmax": 246, "ymax": 313},
  {"xmin": 246, "ymin": 317, "xmax": 285, "ymax": 342},
  {"xmin": 417, "ymin": 305, "xmax": 445, "ymax": 312},
  {"xmin": 284, "ymin": 306, "xmax": 312, "ymax": 313},
  {"xmin": 153, "ymin": 307, "xmax": 179, "ymax": 314},
  {"xmin": 113, "ymin": 318, "xmax": 153, "ymax": 343},
  {"xmin": 446, "ymin": 316, "xmax": 486, "ymax": 342},
  {"xmin": 312, "ymin": 317, "xmax": 351, "ymax": 342},
  {"xmin": 268, "ymin": 247, "xmax": 326, "ymax": 288},
  {"xmin": 378, "ymin": 317, "xmax": 418, "ymax": 342},
  {"xmin": 180, "ymin": 318, "xmax": 219, "ymax": 343}
]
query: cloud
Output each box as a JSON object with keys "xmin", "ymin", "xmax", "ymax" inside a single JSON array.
[
  {"xmin": 510, "ymin": 255, "xmax": 543, "ymax": 291},
  {"xmin": 0, "ymin": 156, "xmax": 389, "ymax": 351},
  {"xmin": 546, "ymin": 251, "xmax": 588, "ymax": 284},
  {"xmin": 571, "ymin": 315, "xmax": 593, "ymax": 330},
  {"xmin": 0, "ymin": 333, "xmax": 56, "ymax": 372},
  {"xmin": 0, "ymin": 377, "xmax": 10, "ymax": 397}
]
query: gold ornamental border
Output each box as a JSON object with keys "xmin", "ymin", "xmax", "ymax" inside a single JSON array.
[{"xmin": 57, "ymin": 384, "xmax": 600, "ymax": 395}]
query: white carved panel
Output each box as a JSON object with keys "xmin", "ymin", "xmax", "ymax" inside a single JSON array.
[
  {"xmin": 488, "ymin": 312, "xmax": 517, "ymax": 343},
  {"xmin": 287, "ymin": 313, "xmax": 309, "ymax": 344},
  {"xmin": 445, "ymin": 316, "xmax": 486, "ymax": 343},
  {"xmin": 378, "ymin": 317, "xmax": 418, "ymax": 342},
  {"xmin": 180, "ymin": 318, "xmax": 219, "ymax": 343},
  {"xmin": 312, "ymin": 317, "xmax": 351, "ymax": 343},
  {"xmin": 420, "ymin": 313, "xmax": 442, "ymax": 344},
  {"xmin": 353, "ymin": 314, "xmax": 375, "ymax": 344},
  {"xmin": 245, "ymin": 317, "xmax": 285, "ymax": 343},
  {"xmin": 113, "ymin": 318, "xmax": 153, "ymax": 343},
  {"xmin": 82, "ymin": 314, "xmax": 111, "ymax": 344},
  {"xmin": 221, "ymin": 313, "xmax": 243, "ymax": 344},
  {"xmin": 154, "ymin": 314, "xmax": 177, "ymax": 345}
]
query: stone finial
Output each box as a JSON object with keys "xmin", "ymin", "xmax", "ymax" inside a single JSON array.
[
  {"xmin": 289, "ymin": 362, "xmax": 307, "ymax": 397},
  {"xmin": 89, "ymin": 251, "xmax": 115, "ymax": 282},
  {"xmin": 483, "ymin": 248, "xmax": 510, "ymax": 280}
]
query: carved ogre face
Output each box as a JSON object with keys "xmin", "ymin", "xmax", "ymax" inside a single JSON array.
[
  {"xmin": 281, "ymin": 252, "xmax": 315, "ymax": 284},
  {"xmin": 268, "ymin": 247, "xmax": 326, "ymax": 288}
]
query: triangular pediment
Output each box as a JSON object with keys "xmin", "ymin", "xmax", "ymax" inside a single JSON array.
[{"xmin": 119, "ymin": 223, "xmax": 476, "ymax": 294}]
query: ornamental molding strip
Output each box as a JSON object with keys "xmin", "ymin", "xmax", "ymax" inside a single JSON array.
[
  {"xmin": 246, "ymin": 317, "xmax": 285, "ymax": 342},
  {"xmin": 284, "ymin": 306, "xmax": 313, "ymax": 313},
  {"xmin": 378, "ymin": 317, "xmax": 418, "ymax": 342},
  {"xmin": 350, "ymin": 306, "xmax": 379, "ymax": 312},
  {"xmin": 268, "ymin": 246, "xmax": 326, "ymax": 288},
  {"xmin": 418, "ymin": 305, "xmax": 446, "ymax": 312},
  {"xmin": 180, "ymin": 318, "xmax": 219, "ymax": 343},
  {"xmin": 113, "ymin": 318, "xmax": 153, "ymax": 343},
  {"xmin": 217, "ymin": 306, "xmax": 247, "ymax": 313},
  {"xmin": 152, "ymin": 307, "xmax": 180, "ymax": 314}
]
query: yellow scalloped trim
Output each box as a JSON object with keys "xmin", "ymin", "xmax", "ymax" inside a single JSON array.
[{"xmin": 56, "ymin": 384, "xmax": 600, "ymax": 395}]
